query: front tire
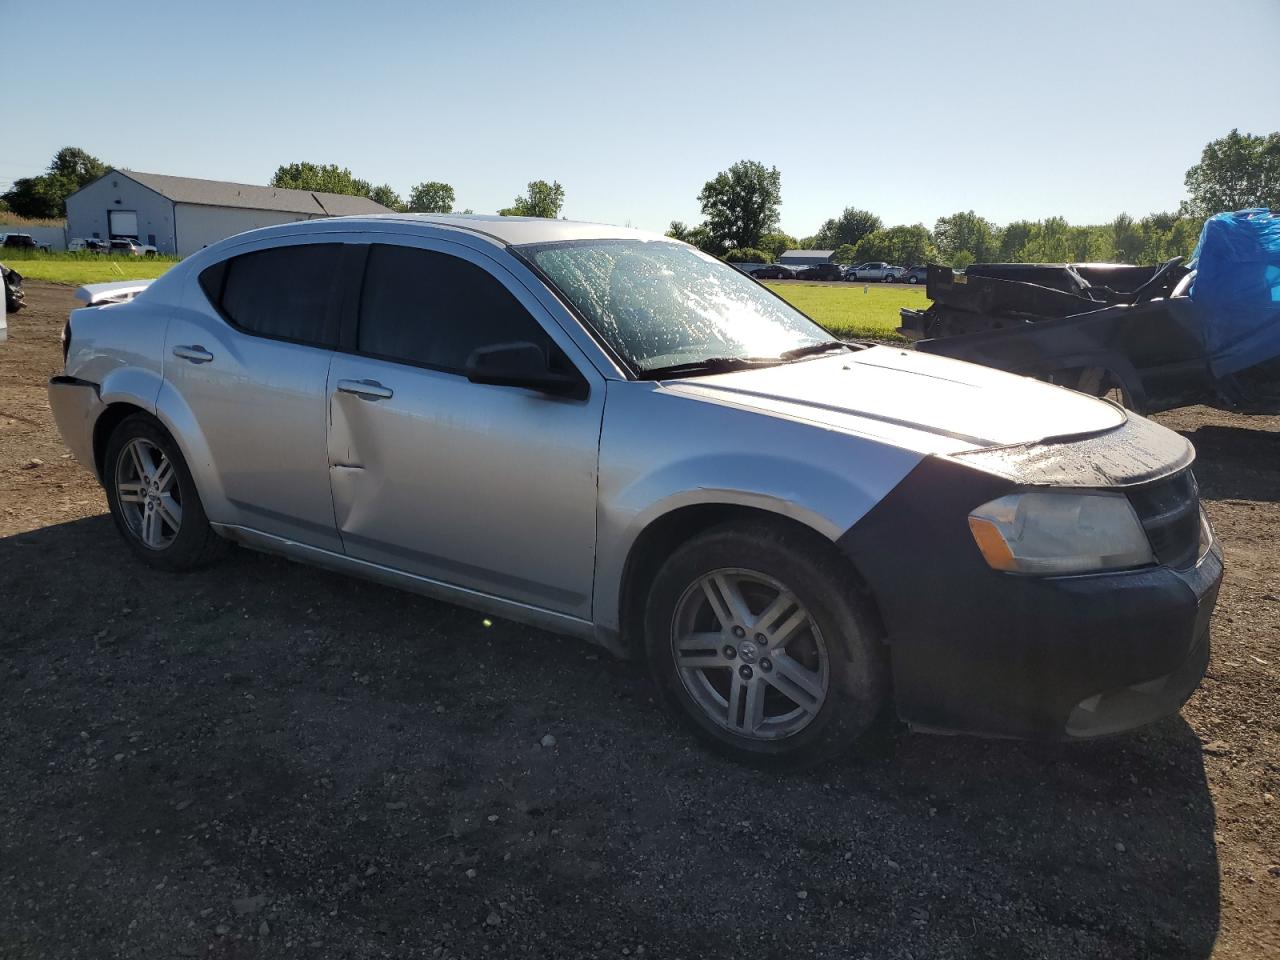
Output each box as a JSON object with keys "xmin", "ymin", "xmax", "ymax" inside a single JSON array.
[
  {"xmin": 104, "ymin": 414, "xmax": 227, "ymax": 570},
  {"xmin": 645, "ymin": 521, "xmax": 887, "ymax": 768}
]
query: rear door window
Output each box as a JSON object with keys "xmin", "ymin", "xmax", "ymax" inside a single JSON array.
[
  {"xmin": 355, "ymin": 244, "xmax": 552, "ymax": 374},
  {"xmin": 199, "ymin": 243, "xmax": 344, "ymax": 348}
]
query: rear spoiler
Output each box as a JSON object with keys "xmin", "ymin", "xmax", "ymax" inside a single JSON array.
[{"xmin": 74, "ymin": 279, "xmax": 154, "ymax": 305}]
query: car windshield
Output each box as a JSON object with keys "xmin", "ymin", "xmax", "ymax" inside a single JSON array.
[{"xmin": 521, "ymin": 239, "xmax": 833, "ymax": 374}]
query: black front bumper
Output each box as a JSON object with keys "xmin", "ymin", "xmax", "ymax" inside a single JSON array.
[{"xmin": 839, "ymin": 448, "xmax": 1222, "ymax": 741}]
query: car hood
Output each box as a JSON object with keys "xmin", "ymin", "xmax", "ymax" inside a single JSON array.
[{"xmin": 658, "ymin": 345, "xmax": 1127, "ymax": 455}]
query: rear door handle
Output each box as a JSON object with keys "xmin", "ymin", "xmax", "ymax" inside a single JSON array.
[
  {"xmin": 172, "ymin": 345, "xmax": 214, "ymax": 364},
  {"xmin": 336, "ymin": 378, "xmax": 394, "ymax": 401}
]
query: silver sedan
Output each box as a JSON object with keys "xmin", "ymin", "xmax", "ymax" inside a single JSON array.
[{"xmin": 49, "ymin": 215, "xmax": 1221, "ymax": 767}]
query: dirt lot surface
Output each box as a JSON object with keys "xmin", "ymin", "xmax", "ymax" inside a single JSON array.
[{"xmin": 2, "ymin": 282, "xmax": 1277, "ymax": 959}]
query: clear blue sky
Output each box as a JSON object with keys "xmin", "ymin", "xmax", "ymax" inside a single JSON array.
[{"xmin": 5, "ymin": 0, "xmax": 1279, "ymax": 236}]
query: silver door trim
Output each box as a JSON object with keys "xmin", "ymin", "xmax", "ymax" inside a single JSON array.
[{"xmin": 211, "ymin": 522, "xmax": 596, "ymax": 641}]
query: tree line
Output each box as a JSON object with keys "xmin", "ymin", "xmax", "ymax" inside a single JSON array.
[
  {"xmin": 669, "ymin": 129, "xmax": 1279, "ymax": 267},
  {"xmin": 4, "ymin": 130, "xmax": 1276, "ymax": 266}
]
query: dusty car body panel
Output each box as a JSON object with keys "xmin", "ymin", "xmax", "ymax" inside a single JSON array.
[{"xmin": 899, "ymin": 260, "xmax": 1223, "ymax": 413}]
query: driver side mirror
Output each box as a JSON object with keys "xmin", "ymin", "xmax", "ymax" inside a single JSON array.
[{"xmin": 465, "ymin": 341, "xmax": 588, "ymax": 400}]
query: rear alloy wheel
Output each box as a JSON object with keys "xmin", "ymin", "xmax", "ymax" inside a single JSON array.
[
  {"xmin": 646, "ymin": 521, "xmax": 886, "ymax": 767},
  {"xmin": 115, "ymin": 437, "xmax": 183, "ymax": 550},
  {"xmin": 104, "ymin": 414, "xmax": 227, "ymax": 570}
]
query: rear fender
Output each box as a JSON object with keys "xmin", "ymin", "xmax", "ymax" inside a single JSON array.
[{"xmin": 151, "ymin": 379, "xmax": 231, "ymax": 524}]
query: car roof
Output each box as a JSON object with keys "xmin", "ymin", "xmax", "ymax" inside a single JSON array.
[{"xmin": 307, "ymin": 213, "xmax": 669, "ymax": 248}]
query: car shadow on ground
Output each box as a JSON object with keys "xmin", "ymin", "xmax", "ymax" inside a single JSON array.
[
  {"xmin": 1177, "ymin": 423, "xmax": 1280, "ymax": 503},
  {"xmin": 0, "ymin": 516, "xmax": 1220, "ymax": 958}
]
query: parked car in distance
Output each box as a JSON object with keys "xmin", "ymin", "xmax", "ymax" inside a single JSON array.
[
  {"xmin": 752, "ymin": 263, "xmax": 796, "ymax": 280},
  {"xmin": 795, "ymin": 262, "xmax": 844, "ymax": 281},
  {"xmin": 70, "ymin": 238, "xmax": 110, "ymax": 253},
  {"xmin": 2, "ymin": 233, "xmax": 40, "ymax": 250},
  {"xmin": 847, "ymin": 262, "xmax": 904, "ymax": 282},
  {"xmin": 49, "ymin": 215, "xmax": 1222, "ymax": 767},
  {"xmin": 901, "ymin": 265, "xmax": 928, "ymax": 284},
  {"xmin": 109, "ymin": 238, "xmax": 158, "ymax": 256}
]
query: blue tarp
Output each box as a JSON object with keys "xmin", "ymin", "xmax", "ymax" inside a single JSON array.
[{"xmin": 1189, "ymin": 208, "xmax": 1280, "ymax": 378}]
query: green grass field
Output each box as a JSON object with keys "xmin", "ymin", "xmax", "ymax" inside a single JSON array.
[
  {"xmin": 765, "ymin": 282, "xmax": 923, "ymax": 340},
  {"xmin": 10, "ymin": 258, "xmax": 176, "ymax": 285}
]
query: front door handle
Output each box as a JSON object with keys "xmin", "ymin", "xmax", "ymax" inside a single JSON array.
[
  {"xmin": 336, "ymin": 378, "xmax": 394, "ymax": 401},
  {"xmin": 173, "ymin": 345, "xmax": 214, "ymax": 364}
]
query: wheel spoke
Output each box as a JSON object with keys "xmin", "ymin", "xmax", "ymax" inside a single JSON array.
[
  {"xmin": 128, "ymin": 441, "xmax": 154, "ymax": 483},
  {"xmin": 157, "ymin": 494, "xmax": 182, "ymax": 533},
  {"xmin": 141, "ymin": 508, "xmax": 163, "ymax": 547},
  {"xmin": 152, "ymin": 457, "xmax": 175, "ymax": 494},
  {"xmin": 708, "ymin": 574, "xmax": 752, "ymax": 627},
  {"xmin": 741, "ymin": 680, "xmax": 765, "ymax": 734},
  {"xmin": 727, "ymin": 675, "xmax": 745, "ymax": 728},
  {"xmin": 767, "ymin": 653, "xmax": 825, "ymax": 711},
  {"xmin": 117, "ymin": 481, "xmax": 145, "ymax": 504},
  {"xmin": 764, "ymin": 607, "xmax": 809, "ymax": 650}
]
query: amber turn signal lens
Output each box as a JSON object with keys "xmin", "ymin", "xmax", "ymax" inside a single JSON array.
[{"xmin": 967, "ymin": 516, "xmax": 1017, "ymax": 571}]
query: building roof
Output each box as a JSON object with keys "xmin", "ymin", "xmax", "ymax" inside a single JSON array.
[
  {"xmin": 778, "ymin": 249, "xmax": 836, "ymax": 261},
  {"xmin": 99, "ymin": 169, "xmax": 392, "ymax": 216}
]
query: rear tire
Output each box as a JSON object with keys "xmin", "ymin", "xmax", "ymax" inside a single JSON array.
[
  {"xmin": 645, "ymin": 520, "xmax": 887, "ymax": 768},
  {"xmin": 103, "ymin": 414, "xmax": 228, "ymax": 571}
]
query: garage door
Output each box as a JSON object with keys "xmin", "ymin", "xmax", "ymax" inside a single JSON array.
[{"xmin": 108, "ymin": 210, "xmax": 139, "ymax": 239}]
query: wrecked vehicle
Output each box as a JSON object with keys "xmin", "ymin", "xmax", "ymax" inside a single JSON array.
[
  {"xmin": 899, "ymin": 210, "xmax": 1280, "ymax": 413},
  {"xmin": 49, "ymin": 215, "xmax": 1221, "ymax": 766},
  {"xmin": 3, "ymin": 262, "xmax": 24, "ymax": 335}
]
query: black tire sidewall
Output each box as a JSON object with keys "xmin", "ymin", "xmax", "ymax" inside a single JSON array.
[
  {"xmin": 103, "ymin": 414, "xmax": 219, "ymax": 570},
  {"xmin": 645, "ymin": 522, "xmax": 886, "ymax": 767}
]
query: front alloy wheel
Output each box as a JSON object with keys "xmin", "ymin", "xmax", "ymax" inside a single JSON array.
[
  {"xmin": 115, "ymin": 437, "xmax": 182, "ymax": 549},
  {"xmin": 672, "ymin": 569, "xmax": 829, "ymax": 739},
  {"xmin": 645, "ymin": 521, "xmax": 887, "ymax": 767}
]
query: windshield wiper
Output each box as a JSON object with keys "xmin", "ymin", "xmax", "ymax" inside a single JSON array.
[
  {"xmin": 778, "ymin": 340, "xmax": 850, "ymax": 361},
  {"xmin": 637, "ymin": 356, "xmax": 782, "ymax": 380}
]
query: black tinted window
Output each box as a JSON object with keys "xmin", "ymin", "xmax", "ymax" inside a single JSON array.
[
  {"xmin": 357, "ymin": 244, "xmax": 549, "ymax": 372},
  {"xmin": 202, "ymin": 244, "xmax": 343, "ymax": 347}
]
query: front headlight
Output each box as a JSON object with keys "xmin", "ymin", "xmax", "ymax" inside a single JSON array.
[{"xmin": 968, "ymin": 491, "xmax": 1154, "ymax": 575}]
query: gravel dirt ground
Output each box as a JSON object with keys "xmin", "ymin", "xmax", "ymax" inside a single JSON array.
[{"xmin": 1, "ymin": 282, "xmax": 1277, "ymax": 959}]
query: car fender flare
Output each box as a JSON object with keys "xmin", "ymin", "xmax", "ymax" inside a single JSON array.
[{"xmin": 593, "ymin": 450, "xmax": 920, "ymax": 638}]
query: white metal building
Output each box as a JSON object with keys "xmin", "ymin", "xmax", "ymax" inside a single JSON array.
[
  {"xmin": 778, "ymin": 249, "xmax": 836, "ymax": 267},
  {"xmin": 65, "ymin": 169, "xmax": 392, "ymax": 257}
]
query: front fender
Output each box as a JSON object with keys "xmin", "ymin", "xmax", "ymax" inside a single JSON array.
[{"xmin": 593, "ymin": 383, "xmax": 924, "ymax": 634}]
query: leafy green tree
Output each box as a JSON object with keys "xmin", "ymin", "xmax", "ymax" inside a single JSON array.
[
  {"xmin": 950, "ymin": 250, "xmax": 976, "ymax": 270},
  {"xmin": 758, "ymin": 231, "xmax": 797, "ymax": 261},
  {"xmin": 813, "ymin": 208, "xmax": 882, "ymax": 250},
  {"xmin": 934, "ymin": 211, "xmax": 998, "ymax": 264},
  {"xmin": 997, "ymin": 220, "xmax": 1034, "ymax": 261},
  {"xmin": 724, "ymin": 247, "xmax": 770, "ymax": 263},
  {"xmin": 852, "ymin": 225, "xmax": 937, "ymax": 266},
  {"xmin": 1110, "ymin": 214, "xmax": 1145, "ymax": 263},
  {"xmin": 1183, "ymin": 129, "xmax": 1280, "ymax": 216},
  {"xmin": 408, "ymin": 181, "xmax": 455, "ymax": 213},
  {"xmin": 367, "ymin": 184, "xmax": 403, "ymax": 211},
  {"xmin": 831, "ymin": 243, "xmax": 859, "ymax": 264},
  {"xmin": 698, "ymin": 160, "xmax": 782, "ymax": 251},
  {"xmin": 270, "ymin": 162, "xmax": 372, "ymax": 196},
  {"xmin": 499, "ymin": 180, "xmax": 565, "ymax": 218},
  {"xmin": 1, "ymin": 146, "xmax": 107, "ymax": 218},
  {"xmin": 666, "ymin": 221, "xmax": 692, "ymax": 242}
]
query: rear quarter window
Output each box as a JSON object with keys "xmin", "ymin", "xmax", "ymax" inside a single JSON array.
[{"xmin": 199, "ymin": 244, "xmax": 344, "ymax": 348}]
